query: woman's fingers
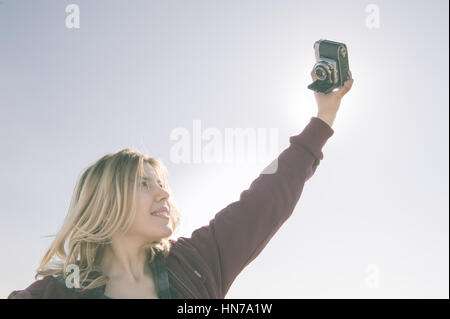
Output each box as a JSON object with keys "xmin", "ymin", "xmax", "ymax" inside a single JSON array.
[
  {"xmin": 311, "ymin": 68, "xmax": 317, "ymax": 81},
  {"xmin": 311, "ymin": 67, "xmax": 354, "ymax": 97},
  {"xmin": 338, "ymin": 78, "xmax": 354, "ymax": 97}
]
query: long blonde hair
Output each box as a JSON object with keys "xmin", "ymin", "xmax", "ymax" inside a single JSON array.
[{"xmin": 35, "ymin": 148, "xmax": 182, "ymax": 292}]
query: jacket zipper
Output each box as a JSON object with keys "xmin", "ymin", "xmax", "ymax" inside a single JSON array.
[{"xmin": 166, "ymin": 267, "xmax": 199, "ymax": 299}]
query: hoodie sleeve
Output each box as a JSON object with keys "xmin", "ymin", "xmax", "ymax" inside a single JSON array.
[{"xmin": 175, "ymin": 117, "xmax": 334, "ymax": 297}]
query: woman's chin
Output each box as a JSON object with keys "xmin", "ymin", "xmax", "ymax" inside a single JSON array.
[{"xmin": 151, "ymin": 227, "xmax": 173, "ymax": 241}]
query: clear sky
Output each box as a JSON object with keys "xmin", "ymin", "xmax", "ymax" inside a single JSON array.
[{"xmin": 0, "ymin": 0, "xmax": 448, "ymax": 298}]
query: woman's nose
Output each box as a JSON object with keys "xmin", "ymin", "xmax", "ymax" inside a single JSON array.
[{"xmin": 157, "ymin": 187, "xmax": 170, "ymax": 200}]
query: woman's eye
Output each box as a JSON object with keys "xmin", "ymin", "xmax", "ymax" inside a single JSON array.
[{"xmin": 141, "ymin": 181, "xmax": 163, "ymax": 189}]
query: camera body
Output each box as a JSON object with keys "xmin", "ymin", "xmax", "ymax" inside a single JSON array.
[{"xmin": 307, "ymin": 39, "xmax": 351, "ymax": 94}]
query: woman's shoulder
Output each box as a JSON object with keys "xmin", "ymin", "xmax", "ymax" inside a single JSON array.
[{"xmin": 7, "ymin": 275, "xmax": 69, "ymax": 299}]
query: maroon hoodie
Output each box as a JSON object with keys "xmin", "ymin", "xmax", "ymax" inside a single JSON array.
[{"xmin": 8, "ymin": 117, "xmax": 334, "ymax": 299}]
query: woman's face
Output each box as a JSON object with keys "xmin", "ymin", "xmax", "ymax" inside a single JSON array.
[{"xmin": 127, "ymin": 163, "xmax": 172, "ymax": 243}]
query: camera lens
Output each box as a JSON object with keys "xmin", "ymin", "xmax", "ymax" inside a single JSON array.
[{"xmin": 315, "ymin": 66, "xmax": 328, "ymax": 81}]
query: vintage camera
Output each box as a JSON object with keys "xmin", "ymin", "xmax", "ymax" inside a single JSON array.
[{"xmin": 307, "ymin": 39, "xmax": 351, "ymax": 94}]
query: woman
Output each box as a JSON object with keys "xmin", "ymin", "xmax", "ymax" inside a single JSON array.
[{"xmin": 8, "ymin": 71, "xmax": 354, "ymax": 299}]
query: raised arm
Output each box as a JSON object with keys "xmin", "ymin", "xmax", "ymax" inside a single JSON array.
[{"xmin": 173, "ymin": 117, "xmax": 335, "ymax": 297}]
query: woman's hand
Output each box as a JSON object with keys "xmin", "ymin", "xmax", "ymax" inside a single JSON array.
[{"xmin": 311, "ymin": 68, "xmax": 354, "ymax": 127}]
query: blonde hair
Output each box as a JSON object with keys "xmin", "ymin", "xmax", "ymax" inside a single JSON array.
[{"xmin": 35, "ymin": 148, "xmax": 182, "ymax": 292}]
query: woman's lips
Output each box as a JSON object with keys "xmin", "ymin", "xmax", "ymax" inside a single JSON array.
[{"xmin": 150, "ymin": 211, "xmax": 170, "ymax": 220}]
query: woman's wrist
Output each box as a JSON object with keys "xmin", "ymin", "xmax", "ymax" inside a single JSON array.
[{"xmin": 316, "ymin": 112, "xmax": 336, "ymax": 128}]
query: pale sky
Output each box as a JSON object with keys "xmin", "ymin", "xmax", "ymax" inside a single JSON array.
[{"xmin": 0, "ymin": 0, "xmax": 448, "ymax": 298}]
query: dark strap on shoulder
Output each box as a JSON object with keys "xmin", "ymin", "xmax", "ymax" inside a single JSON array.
[{"xmin": 151, "ymin": 250, "xmax": 172, "ymax": 299}]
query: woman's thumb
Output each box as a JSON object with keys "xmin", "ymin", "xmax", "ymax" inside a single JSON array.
[{"xmin": 338, "ymin": 78, "xmax": 354, "ymax": 97}]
